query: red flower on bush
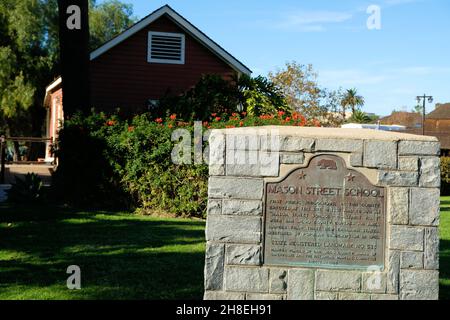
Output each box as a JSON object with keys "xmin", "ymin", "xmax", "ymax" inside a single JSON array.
[
  {"xmin": 106, "ymin": 120, "xmax": 116, "ymax": 126},
  {"xmin": 241, "ymin": 111, "xmax": 247, "ymax": 116},
  {"xmin": 285, "ymin": 117, "xmax": 291, "ymax": 122},
  {"xmin": 170, "ymin": 114, "xmax": 177, "ymax": 120},
  {"xmin": 278, "ymin": 111, "xmax": 285, "ymax": 117},
  {"xmin": 215, "ymin": 117, "xmax": 221, "ymax": 122},
  {"xmin": 299, "ymin": 115, "xmax": 307, "ymax": 126},
  {"xmin": 168, "ymin": 124, "xmax": 173, "ymax": 129},
  {"xmin": 128, "ymin": 126, "xmax": 135, "ymax": 132},
  {"xmin": 239, "ymin": 121, "xmax": 244, "ymax": 127},
  {"xmin": 211, "ymin": 113, "xmax": 217, "ymax": 117},
  {"xmin": 155, "ymin": 118, "xmax": 163, "ymax": 124},
  {"xmin": 259, "ymin": 114, "xmax": 274, "ymax": 120}
]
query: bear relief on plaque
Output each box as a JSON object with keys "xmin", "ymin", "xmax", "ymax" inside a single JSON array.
[{"xmin": 264, "ymin": 155, "xmax": 386, "ymax": 269}]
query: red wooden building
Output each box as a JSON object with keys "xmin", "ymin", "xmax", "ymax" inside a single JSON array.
[
  {"xmin": 379, "ymin": 105, "xmax": 450, "ymax": 155},
  {"xmin": 44, "ymin": 4, "xmax": 251, "ymax": 156},
  {"xmin": 89, "ymin": 4, "xmax": 251, "ymax": 112},
  {"xmin": 425, "ymin": 103, "xmax": 450, "ymax": 155},
  {"xmin": 43, "ymin": 77, "xmax": 63, "ymax": 161}
]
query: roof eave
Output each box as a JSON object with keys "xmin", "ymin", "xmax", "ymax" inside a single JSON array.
[
  {"xmin": 89, "ymin": 5, "xmax": 251, "ymax": 76},
  {"xmin": 44, "ymin": 77, "xmax": 62, "ymax": 108}
]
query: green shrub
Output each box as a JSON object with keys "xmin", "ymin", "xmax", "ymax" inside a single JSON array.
[
  {"xmin": 156, "ymin": 74, "xmax": 240, "ymax": 121},
  {"xmin": 51, "ymin": 112, "xmax": 128, "ymax": 207},
  {"xmin": 108, "ymin": 115, "xmax": 208, "ymax": 216},
  {"xmin": 442, "ymin": 157, "xmax": 450, "ymax": 195},
  {"xmin": 155, "ymin": 74, "xmax": 290, "ymax": 121},
  {"xmin": 238, "ymin": 75, "xmax": 290, "ymax": 116},
  {"xmin": 348, "ymin": 110, "xmax": 372, "ymax": 124},
  {"xmin": 8, "ymin": 173, "xmax": 44, "ymax": 203},
  {"xmin": 53, "ymin": 109, "xmax": 318, "ymax": 217}
]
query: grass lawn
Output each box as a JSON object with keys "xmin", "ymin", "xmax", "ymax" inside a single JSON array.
[
  {"xmin": 0, "ymin": 204, "xmax": 205, "ymax": 300},
  {"xmin": 1, "ymin": 197, "xmax": 450, "ymax": 300},
  {"xmin": 440, "ymin": 196, "xmax": 450, "ymax": 300}
]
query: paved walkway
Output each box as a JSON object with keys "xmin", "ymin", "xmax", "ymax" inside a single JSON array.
[{"xmin": 3, "ymin": 164, "xmax": 55, "ymax": 186}]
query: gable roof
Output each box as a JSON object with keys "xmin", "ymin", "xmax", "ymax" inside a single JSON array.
[
  {"xmin": 379, "ymin": 111, "xmax": 422, "ymax": 128},
  {"xmin": 90, "ymin": 5, "xmax": 252, "ymax": 76},
  {"xmin": 43, "ymin": 77, "xmax": 62, "ymax": 108},
  {"xmin": 427, "ymin": 103, "xmax": 450, "ymax": 120}
]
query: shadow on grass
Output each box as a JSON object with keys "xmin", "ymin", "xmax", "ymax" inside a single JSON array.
[
  {"xmin": 440, "ymin": 239, "xmax": 450, "ymax": 300},
  {"xmin": 0, "ymin": 204, "xmax": 206, "ymax": 300},
  {"xmin": 0, "ymin": 203, "xmax": 81, "ymax": 223}
]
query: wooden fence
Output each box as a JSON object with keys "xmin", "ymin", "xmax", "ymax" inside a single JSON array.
[{"xmin": 0, "ymin": 136, "xmax": 54, "ymax": 184}]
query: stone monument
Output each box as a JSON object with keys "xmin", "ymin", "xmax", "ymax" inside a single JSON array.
[{"xmin": 204, "ymin": 126, "xmax": 440, "ymax": 300}]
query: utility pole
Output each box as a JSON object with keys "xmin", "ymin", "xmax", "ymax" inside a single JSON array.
[{"xmin": 416, "ymin": 94, "xmax": 433, "ymax": 135}]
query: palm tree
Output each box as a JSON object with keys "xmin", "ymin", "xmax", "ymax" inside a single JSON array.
[
  {"xmin": 349, "ymin": 110, "xmax": 372, "ymax": 124},
  {"xmin": 341, "ymin": 89, "xmax": 365, "ymax": 121}
]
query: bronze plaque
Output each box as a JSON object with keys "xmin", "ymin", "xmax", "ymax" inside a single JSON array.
[{"xmin": 264, "ymin": 155, "xmax": 385, "ymax": 269}]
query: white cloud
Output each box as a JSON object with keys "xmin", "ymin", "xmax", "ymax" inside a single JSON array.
[
  {"xmin": 389, "ymin": 87, "xmax": 417, "ymax": 95},
  {"xmin": 319, "ymin": 66, "xmax": 450, "ymax": 88},
  {"xmin": 285, "ymin": 11, "xmax": 353, "ymax": 25},
  {"xmin": 319, "ymin": 69, "xmax": 388, "ymax": 87},
  {"xmin": 392, "ymin": 66, "xmax": 450, "ymax": 76},
  {"xmin": 276, "ymin": 10, "xmax": 353, "ymax": 32},
  {"xmin": 384, "ymin": 0, "xmax": 421, "ymax": 6}
]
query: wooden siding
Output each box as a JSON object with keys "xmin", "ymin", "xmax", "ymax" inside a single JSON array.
[
  {"xmin": 90, "ymin": 14, "xmax": 236, "ymax": 113},
  {"xmin": 425, "ymin": 119, "xmax": 450, "ymax": 150},
  {"xmin": 380, "ymin": 111, "xmax": 450, "ymax": 151},
  {"xmin": 47, "ymin": 88, "xmax": 63, "ymax": 140}
]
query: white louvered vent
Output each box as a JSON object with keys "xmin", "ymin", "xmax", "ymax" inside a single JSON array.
[{"xmin": 148, "ymin": 31, "xmax": 185, "ymax": 64}]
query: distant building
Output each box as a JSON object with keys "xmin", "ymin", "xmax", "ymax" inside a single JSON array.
[
  {"xmin": 425, "ymin": 103, "xmax": 450, "ymax": 155},
  {"xmin": 375, "ymin": 106, "xmax": 450, "ymax": 155},
  {"xmin": 318, "ymin": 111, "xmax": 353, "ymax": 126},
  {"xmin": 326, "ymin": 111, "xmax": 354, "ymax": 120},
  {"xmin": 379, "ymin": 111, "xmax": 422, "ymax": 135},
  {"xmin": 341, "ymin": 123, "xmax": 406, "ymax": 131}
]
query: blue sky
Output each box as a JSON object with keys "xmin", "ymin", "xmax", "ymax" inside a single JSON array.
[{"xmin": 106, "ymin": 0, "xmax": 450, "ymax": 116}]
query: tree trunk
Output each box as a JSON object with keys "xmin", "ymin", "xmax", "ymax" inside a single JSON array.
[
  {"xmin": 57, "ymin": 0, "xmax": 90, "ymax": 118},
  {"xmin": 13, "ymin": 141, "xmax": 20, "ymax": 162}
]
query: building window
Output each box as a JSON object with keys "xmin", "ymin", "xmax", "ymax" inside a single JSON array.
[
  {"xmin": 148, "ymin": 31, "xmax": 185, "ymax": 64},
  {"xmin": 147, "ymin": 99, "xmax": 160, "ymax": 111}
]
